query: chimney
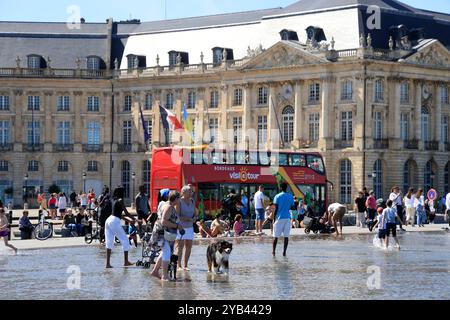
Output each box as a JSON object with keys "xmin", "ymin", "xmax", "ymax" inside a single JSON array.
[{"xmin": 80, "ymin": 18, "xmax": 86, "ymax": 24}]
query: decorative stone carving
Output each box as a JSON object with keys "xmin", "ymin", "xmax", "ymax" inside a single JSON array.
[
  {"xmin": 176, "ymin": 53, "xmax": 182, "ymax": 65},
  {"xmin": 389, "ymin": 37, "xmax": 394, "ymax": 50},
  {"xmin": 13, "ymin": 90, "xmax": 23, "ymax": 96},
  {"xmin": 222, "ymin": 49, "xmax": 228, "ymax": 62},
  {"xmin": 367, "ymin": 34, "xmax": 372, "ymax": 48},
  {"xmin": 330, "ymin": 37, "xmax": 335, "ymax": 50},
  {"xmin": 15, "ymin": 56, "xmax": 21, "ymax": 68},
  {"xmin": 246, "ymin": 44, "xmax": 265, "ymax": 58},
  {"xmin": 156, "ymin": 55, "xmax": 160, "ymax": 66},
  {"xmin": 73, "ymin": 91, "xmax": 83, "ymax": 96},
  {"xmin": 46, "ymin": 57, "xmax": 52, "ymax": 69},
  {"xmin": 75, "ymin": 57, "xmax": 81, "ymax": 69},
  {"xmin": 410, "ymin": 47, "xmax": 450, "ymax": 68},
  {"xmin": 114, "ymin": 58, "xmax": 119, "ymax": 70},
  {"xmin": 247, "ymin": 46, "xmax": 322, "ymax": 70},
  {"xmin": 422, "ymin": 84, "xmax": 433, "ymax": 107},
  {"xmin": 200, "ymin": 52, "xmax": 204, "ymax": 64},
  {"xmin": 359, "ymin": 34, "xmax": 365, "ymax": 48}
]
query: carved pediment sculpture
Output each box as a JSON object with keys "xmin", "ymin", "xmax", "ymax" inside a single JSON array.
[{"xmin": 406, "ymin": 40, "xmax": 450, "ymax": 68}]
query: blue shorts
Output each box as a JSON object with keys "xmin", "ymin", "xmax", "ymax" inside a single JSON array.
[
  {"xmin": 378, "ymin": 229, "xmax": 386, "ymax": 239},
  {"xmin": 255, "ymin": 209, "xmax": 265, "ymax": 221}
]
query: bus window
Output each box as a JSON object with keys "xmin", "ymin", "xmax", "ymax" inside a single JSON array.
[
  {"xmin": 279, "ymin": 153, "xmax": 289, "ymax": 166},
  {"xmin": 198, "ymin": 183, "xmax": 220, "ymax": 219},
  {"xmin": 259, "ymin": 152, "xmax": 270, "ymax": 166},
  {"xmin": 306, "ymin": 155, "xmax": 325, "ymax": 174},
  {"xmin": 213, "ymin": 150, "xmax": 226, "ymax": 164},
  {"xmin": 226, "ymin": 151, "xmax": 235, "ymax": 165},
  {"xmin": 290, "ymin": 154, "xmax": 306, "ymax": 167},
  {"xmin": 191, "ymin": 151, "xmax": 204, "ymax": 165},
  {"xmin": 248, "ymin": 152, "xmax": 258, "ymax": 165},
  {"xmin": 236, "ymin": 151, "xmax": 247, "ymax": 164},
  {"xmin": 271, "ymin": 153, "xmax": 288, "ymax": 166}
]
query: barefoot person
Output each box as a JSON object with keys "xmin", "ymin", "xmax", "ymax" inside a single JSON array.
[
  {"xmin": 0, "ymin": 209, "xmax": 17, "ymax": 254},
  {"xmin": 150, "ymin": 191, "xmax": 184, "ymax": 281},
  {"xmin": 105, "ymin": 186, "xmax": 136, "ymax": 268},
  {"xmin": 272, "ymin": 183, "xmax": 294, "ymax": 257},
  {"xmin": 176, "ymin": 185, "xmax": 197, "ymax": 271},
  {"xmin": 327, "ymin": 203, "xmax": 347, "ymax": 235},
  {"xmin": 383, "ymin": 200, "xmax": 401, "ymax": 250}
]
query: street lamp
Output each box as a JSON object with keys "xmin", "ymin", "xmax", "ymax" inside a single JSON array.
[
  {"xmin": 82, "ymin": 172, "xmax": 87, "ymax": 193},
  {"xmin": 23, "ymin": 174, "xmax": 29, "ymax": 207},
  {"xmin": 131, "ymin": 172, "xmax": 136, "ymax": 208}
]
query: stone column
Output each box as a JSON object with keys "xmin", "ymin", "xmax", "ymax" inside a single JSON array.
[
  {"xmin": 220, "ymin": 85, "xmax": 228, "ymax": 146},
  {"xmin": 354, "ymin": 76, "xmax": 365, "ymax": 151},
  {"xmin": 154, "ymin": 89, "xmax": 162, "ymax": 147},
  {"xmin": 242, "ymin": 83, "xmax": 253, "ymax": 149},
  {"xmin": 318, "ymin": 77, "xmax": 331, "ymax": 150},
  {"xmin": 132, "ymin": 91, "xmax": 141, "ymax": 152},
  {"xmin": 174, "ymin": 89, "xmax": 184, "ymax": 144},
  {"xmin": 103, "ymin": 92, "xmax": 112, "ymax": 146},
  {"xmin": 12, "ymin": 90, "xmax": 24, "ymax": 150},
  {"xmin": 197, "ymin": 88, "xmax": 206, "ymax": 145},
  {"xmin": 73, "ymin": 91, "xmax": 83, "ymax": 152},
  {"xmin": 293, "ymin": 80, "xmax": 303, "ymax": 148},
  {"xmin": 435, "ymin": 82, "xmax": 443, "ymax": 151},
  {"xmin": 388, "ymin": 77, "xmax": 402, "ymax": 149},
  {"xmin": 414, "ymin": 80, "xmax": 423, "ymax": 150},
  {"xmin": 267, "ymin": 83, "xmax": 279, "ymax": 150}
]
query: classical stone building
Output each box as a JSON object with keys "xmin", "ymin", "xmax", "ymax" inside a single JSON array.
[{"xmin": 1, "ymin": 0, "xmax": 450, "ymax": 207}]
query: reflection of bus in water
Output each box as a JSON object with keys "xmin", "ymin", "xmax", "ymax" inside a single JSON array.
[{"xmin": 150, "ymin": 147, "xmax": 329, "ymax": 219}]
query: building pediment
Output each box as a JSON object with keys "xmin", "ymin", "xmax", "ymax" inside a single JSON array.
[
  {"xmin": 241, "ymin": 41, "xmax": 328, "ymax": 70},
  {"xmin": 404, "ymin": 40, "xmax": 450, "ymax": 69}
]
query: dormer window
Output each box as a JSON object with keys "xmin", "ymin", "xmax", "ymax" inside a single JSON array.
[
  {"xmin": 87, "ymin": 56, "xmax": 101, "ymax": 70},
  {"xmin": 212, "ymin": 47, "xmax": 234, "ymax": 65},
  {"xmin": 305, "ymin": 26, "xmax": 327, "ymax": 42},
  {"xmin": 27, "ymin": 55, "xmax": 44, "ymax": 69},
  {"xmin": 168, "ymin": 51, "xmax": 189, "ymax": 67},
  {"xmin": 280, "ymin": 29, "xmax": 299, "ymax": 41},
  {"xmin": 126, "ymin": 54, "xmax": 146, "ymax": 69}
]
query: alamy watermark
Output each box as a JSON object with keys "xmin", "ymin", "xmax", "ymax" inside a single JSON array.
[
  {"xmin": 367, "ymin": 265, "xmax": 382, "ymax": 290},
  {"xmin": 66, "ymin": 265, "xmax": 81, "ymax": 290},
  {"xmin": 66, "ymin": 5, "xmax": 82, "ymax": 30},
  {"xmin": 366, "ymin": 6, "xmax": 381, "ymax": 30}
]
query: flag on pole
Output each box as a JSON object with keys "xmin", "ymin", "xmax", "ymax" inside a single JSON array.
[
  {"xmin": 139, "ymin": 103, "xmax": 150, "ymax": 149},
  {"xmin": 182, "ymin": 103, "xmax": 195, "ymax": 144},
  {"xmin": 159, "ymin": 105, "xmax": 183, "ymax": 131}
]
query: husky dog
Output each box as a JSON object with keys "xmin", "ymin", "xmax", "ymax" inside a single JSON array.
[{"xmin": 207, "ymin": 240, "xmax": 233, "ymax": 274}]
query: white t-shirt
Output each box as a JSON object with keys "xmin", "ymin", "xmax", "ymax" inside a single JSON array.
[
  {"xmin": 404, "ymin": 196, "xmax": 415, "ymax": 209},
  {"xmin": 58, "ymin": 196, "xmax": 67, "ymax": 210},
  {"xmin": 80, "ymin": 194, "xmax": 88, "ymax": 206},
  {"xmin": 414, "ymin": 195, "xmax": 425, "ymax": 208},
  {"xmin": 254, "ymin": 191, "xmax": 265, "ymax": 210},
  {"xmin": 446, "ymin": 193, "xmax": 450, "ymax": 210},
  {"xmin": 389, "ymin": 193, "xmax": 402, "ymax": 206}
]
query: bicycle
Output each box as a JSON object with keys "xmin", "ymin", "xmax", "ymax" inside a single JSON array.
[
  {"xmin": 84, "ymin": 218, "xmax": 104, "ymax": 245},
  {"xmin": 34, "ymin": 210, "xmax": 54, "ymax": 241}
]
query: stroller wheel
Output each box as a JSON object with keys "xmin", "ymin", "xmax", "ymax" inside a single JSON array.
[
  {"xmin": 305, "ymin": 229, "xmax": 311, "ymax": 234},
  {"xmin": 313, "ymin": 229, "xmax": 319, "ymax": 234},
  {"xmin": 136, "ymin": 261, "xmax": 142, "ymax": 267},
  {"xmin": 144, "ymin": 262, "xmax": 151, "ymax": 269}
]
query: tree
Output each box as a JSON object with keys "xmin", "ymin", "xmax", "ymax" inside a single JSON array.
[{"xmin": 48, "ymin": 184, "xmax": 61, "ymax": 195}]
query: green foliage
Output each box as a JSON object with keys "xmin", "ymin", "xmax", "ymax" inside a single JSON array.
[{"xmin": 48, "ymin": 184, "xmax": 61, "ymax": 195}]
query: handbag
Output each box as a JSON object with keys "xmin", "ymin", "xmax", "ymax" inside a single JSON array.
[{"xmin": 164, "ymin": 230, "xmax": 177, "ymax": 242}]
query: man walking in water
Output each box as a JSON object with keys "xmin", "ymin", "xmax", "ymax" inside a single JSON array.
[
  {"xmin": 272, "ymin": 183, "xmax": 294, "ymax": 257},
  {"xmin": 254, "ymin": 185, "xmax": 265, "ymax": 234}
]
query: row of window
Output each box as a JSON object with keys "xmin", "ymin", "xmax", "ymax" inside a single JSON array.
[
  {"xmin": 339, "ymin": 159, "xmax": 450, "ymax": 204},
  {"xmin": 0, "ymin": 160, "xmax": 98, "ymax": 172},
  {"xmin": 25, "ymin": 55, "xmax": 103, "ymax": 70}
]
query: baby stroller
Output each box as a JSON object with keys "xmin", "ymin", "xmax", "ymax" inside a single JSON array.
[{"xmin": 303, "ymin": 216, "xmax": 335, "ymax": 234}]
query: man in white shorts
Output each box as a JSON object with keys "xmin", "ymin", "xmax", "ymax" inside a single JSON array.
[{"xmin": 272, "ymin": 183, "xmax": 294, "ymax": 257}]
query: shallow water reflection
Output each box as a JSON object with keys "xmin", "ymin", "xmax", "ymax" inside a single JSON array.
[{"xmin": 1, "ymin": 232, "xmax": 450, "ymax": 300}]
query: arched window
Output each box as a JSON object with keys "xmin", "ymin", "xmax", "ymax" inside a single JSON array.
[
  {"xmin": 373, "ymin": 160, "xmax": 383, "ymax": 199},
  {"xmin": 421, "ymin": 106, "xmax": 430, "ymax": 142},
  {"xmin": 122, "ymin": 161, "xmax": 131, "ymax": 198},
  {"xmin": 424, "ymin": 160, "xmax": 435, "ymax": 192},
  {"xmin": 340, "ymin": 159, "xmax": 352, "ymax": 204},
  {"xmin": 282, "ymin": 106, "xmax": 294, "ymax": 144},
  {"xmin": 142, "ymin": 160, "xmax": 151, "ymax": 194},
  {"xmin": 445, "ymin": 163, "xmax": 449, "ymax": 194}
]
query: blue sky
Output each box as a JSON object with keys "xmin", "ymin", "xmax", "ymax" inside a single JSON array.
[{"xmin": 0, "ymin": 0, "xmax": 448, "ymax": 22}]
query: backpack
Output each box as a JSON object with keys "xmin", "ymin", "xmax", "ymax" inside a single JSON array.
[{"xmin": 101, "ymin": 196, "xmax": 112, "ymax": 215}]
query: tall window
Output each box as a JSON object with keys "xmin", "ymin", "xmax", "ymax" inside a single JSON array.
[
  {"xmin": 166, "ymin": 93, "xmax": 174, "ymax": 110},
  {"xmin": 421, "ymin": 106, "xmax": 430, "ymax": 142},
  {"xmin": 27, "ymin": 121, "xmax": 40, "ymax": 145},
  {"xmin": 121, "ymin": 161, "xmax": 130, "ymax": 198},
  {"xmin": 341, "ymin": 111, "xmax": 353, "ymax": 141},
  {"xmin": 445, "ymin": 163, "xmax": 449, "ymax": 194},
  {"xmin": 309, "ymin": 113, "xmax": 320, "ymax": 142},
  {"xmin": 374, "ymin": 79, "xmax": 383, "ymax": 102},
  {"xmin": 282, "ymin": 106, "xmax": 294, "ymax": 144},
  {"xmin": 142, "ymin": 160, "xmax": 151, "ymax": 194},
  {"xmin": 341, "ymin": 80, "xmax": 353, "ymax": 101},
  {"xmin": 0, "ymin": 96, "xmax": 10, "ymax": 111},
  {"xmin": 340, "ymin": 159, "xmax": 352, "ymax": 204},
  {"xmin": 424, "ymin": 161, "xmax": 435, "ymax": 192},
  {"xmin": 441, "ymin": 85, "xmax": 449, "ymax": 105},
  {"xmin": 309, "ymin": 83, "xmax": 320, "ymax": 103},
  {"xmin": 0, "ymin": 121, "xmax": 10, "ymax": 145},
  {"xmin": 124, "ymin": 95, "xmax": 132, "ymax": 112},
  {"xmin": 257, "ymin": 87, "xmax": 268, "ymax": 105},
  {"xmin": 400, "ymin": 113, "xmax": 409, "ymax": 141},
  {"xmin": 88, "ymin": 161, "xmax": 98, "ymax": 172},
  {"xmin": 373, "ymin": 112, "xmax": 382, "ymax": 140},
  {"xmin": 233, "ymin": 89, "xmax": 242, "ymax": 106},
  {"xmin": 442, "ymin": 116, "xmax": 449, "ymax": 144},
  {"xmin": 0, "ymin": 161, "xmax": 8, "ymax": 171},
  {"xmin": 210, "ymin": 91, "xmax": 219, "ymax": 109},
  {"xmin": 87, "ymin": 57, "xmax": 100, "ymax": 70},
  {"xmin": 58, "ymin": 161, "xmax": 69, "ymax": 172},
  {"xmin": 123, "ymin": 121, "xmax": 132, "ymax": 145},
  {"xmin": 87, "ymin": 96, "xmax": 100, "ymax": 112},
  {"xmin": 57, "ymin": 122, "xmax": 71, "ymax": 145},
  {"xmin": 87, "ymin": 122, "xmax": 101, "ymax": 146},
  {"xmin": 258, "ymin": 116, "xmax": 268, "ymax": 146},
  {"xmin": 209, "ymin": 118, "xmax": 218, "ymax": 144},
  {"xmin": 28, "ymin": 96, "xmax": 40, "ymax": 111},
  {"xmin": 187, "ymin": 91, "xmax": 196, "ymax": 109},
  {"xmin": 233, "ymin": 117, "xmax": 242, "ymax": 144},
  {"xmin": 57, "ymin": 96, "xmax": 70, "ymax": 111},
  {"xmin": 143, "ymin": 119, "xmax": 152, "ymax": 145},
  {"xmin": 400, "ymin": 82, "xmax": 409, "ymax": 104},
  {"xmin": 28, "ymin": 160, "xmax": 39, "ymax": 172},
  {"xmin": 145, "ymin": 94, "xmax": 153, "ymax": 110},
  {"xmin": 373, "ymin": 160, "xmax": 383, "ymax": 199}
]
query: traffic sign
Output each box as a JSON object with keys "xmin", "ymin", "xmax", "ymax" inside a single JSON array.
[{"xmin": 427, "ymin": 189, "xmax": 437, "ymax": 201}]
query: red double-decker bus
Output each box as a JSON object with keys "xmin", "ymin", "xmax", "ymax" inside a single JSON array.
[{"xmin": 150, "ymin": 147, "xmax": 329, "ymax": 219}]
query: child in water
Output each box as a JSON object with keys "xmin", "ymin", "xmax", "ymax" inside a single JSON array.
[{"xmin": 0, "ymin": 209, "xmax": 17, "ymax": 254}]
